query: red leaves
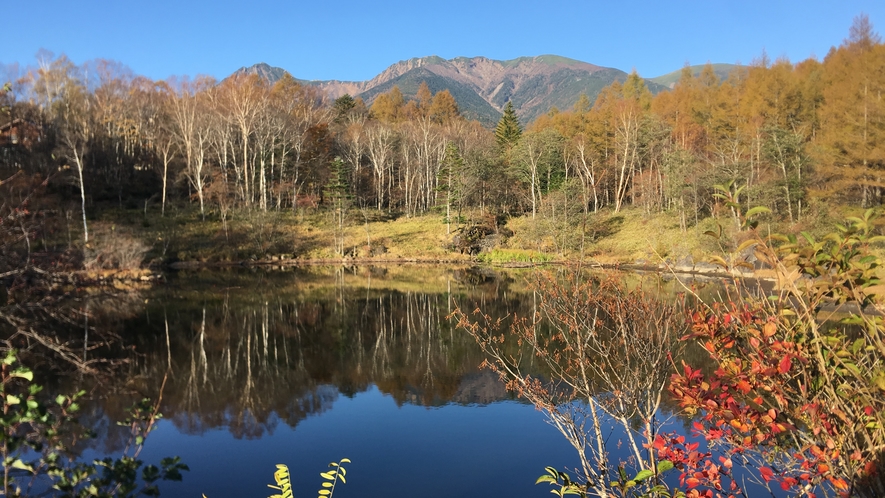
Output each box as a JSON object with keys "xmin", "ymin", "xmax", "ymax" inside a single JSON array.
[
  {"xmin": 656, "ymin": 431, "xmax": 739, "ymax": 496},
  {"xmin": 669, "ymin": 297, "xmax": 884, "ymax": 497},
  {"xmin": 780, "ymin": 477, "xmax": 799, "ymax": 490},
  {"xmin": 778, "ymin": 354, "xmax": 792, "ymax": 374},
  {"xmin": 760, "ymin": 466, "xmax": 774, "ymax": 482},
  {"xmin": 830, "ymin": 477, "xmax": 849, "ymax": 491}
]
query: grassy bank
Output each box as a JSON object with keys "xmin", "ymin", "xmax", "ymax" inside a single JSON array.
[{"xmin": 74, "ymin": 204, "xmax": 848, "ymax": 269}]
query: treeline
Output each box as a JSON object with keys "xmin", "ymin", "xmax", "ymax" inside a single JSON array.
[
  {"xmin": 2, "ymin": 16, "xmax": 883, "ymax": 243},
  {"xmin": 524, "ymin": 15, "xmax": 885, "ymax": 228}
]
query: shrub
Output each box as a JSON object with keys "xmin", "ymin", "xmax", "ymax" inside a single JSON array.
[
  {"xmin": 0, "ymin": 350, "xmax": 187, "ymax": 496},
  {"xmin": 83, "ymin": 224, "xmax": 149, "ymax": 271}
]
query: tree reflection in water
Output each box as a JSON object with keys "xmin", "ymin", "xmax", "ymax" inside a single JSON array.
[
  {"xmin": 454, "ymin": 268, "xmax": 692, "ymax": 497},
  {"xmin": 115, "ymin": 266, "xmax": 531, "ymax": 440},
  {"xmin": 4, "ymin": 265, "xmax": 713, "ymax": 496}
]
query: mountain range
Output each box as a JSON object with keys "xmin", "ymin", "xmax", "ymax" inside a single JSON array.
[{"xmin": 232, "ymin": 56, "xmax": 740, "ymax": 126}]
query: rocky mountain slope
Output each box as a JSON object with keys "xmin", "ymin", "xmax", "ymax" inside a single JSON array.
[{"xmin": 233, "ymin": 55, "xmax": 674, "ymax": 125}]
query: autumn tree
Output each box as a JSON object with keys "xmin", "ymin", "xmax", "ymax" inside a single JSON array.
[
  {"xmin": 168, "ymin": 76, "xmax": 215, "ymax": 218},
  {"xmin": 370, "ymin": 86, "xmax": 406, "ymax": 124},
  {"xmin": 512, "ymin": 127, "xmax": 565, "ymax": 218},
  {"xmin": 817, "ymin": 14, "xmax": 885, "ymax": 207},
  {"xmin": 217, "ymin": 73, "xmax": 267, "ymax": 208},
  {"xmin": 271, "ymin": 74, "xmax": 330, "ymax": 209},
  {"xmin": 454, "ymin": 271, "xmax": 687, "ymax": 498},
  {"xmin": 450, "ymin": 120, "xmax": 503, "ymax": 217},
  {"xmin": 364, "ymin": 121, "xmax": 398, "ymax": 210},
  {"xmin": 131, "ymin": 77, "xmax": 177, "ymax": 216},
  {"xmin": 428, "ymin": 89, "xmax": 459, "ymax": 124},
  {"xmin": 336, "ymin": 107, "xmax": 366, "ymax": 201},
  {"xmin": 89, "ymin": 59, "xmax": 144, "ymax": 206},
  {"xmin": 28, "ymin": 53, "xmax": 92, "ymax": 243},
  {"xmin": 594, "ymin": 72, "xmax": 653, "ymax": 213},
  {"xmin": 415, "ymin": 82, "xmax": 433, "ymax": 113}
]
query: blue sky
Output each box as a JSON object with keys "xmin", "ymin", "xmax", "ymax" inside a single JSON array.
[{"xmin": 3, "ymin": 0, "xmax": 884, "ymax": 83}]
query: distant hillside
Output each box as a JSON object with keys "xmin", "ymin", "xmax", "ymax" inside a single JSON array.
[
  {"xmin": 233, "ymin": 56, "xmax": 674, "ymax": 125},
  {"xmin": 649, "ymin": 63, "xmax": 743, "ymax": 89}
]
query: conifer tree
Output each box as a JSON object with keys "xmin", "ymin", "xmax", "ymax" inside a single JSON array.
[
  {"xmin": 325, "ymin": 157, "xmax": 351, "ymax": 255},
  {"xmin": 438, "ymin": 143, "xmax": 465, "ymax": 234},
  {"xmin": 495, "ymin": 101, "xmax": 522, "ymax": 150}
]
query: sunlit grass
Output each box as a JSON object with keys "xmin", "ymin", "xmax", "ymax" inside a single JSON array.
[
  {"xmin": 93, "ymin": 203, "xmax": 794, "ymax": 268},
  {"xmin": 96, "ymin": 206, "xmax": 473, "ymax": 264},
  {"xmin": 586, "ymin": 208, "xmax": 717, "ymax": 264},
  {"xmin": 476, "ymin": 248, "xmax": 553, "ymax": 264},
  {"xmin": 300, "ymin": 212, "xmax": 471, "ymax": 261}
]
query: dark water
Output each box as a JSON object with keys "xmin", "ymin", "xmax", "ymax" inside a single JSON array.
[{"xmin": 41, "ymin": 266, "xmax": 725, "ymax": 497}]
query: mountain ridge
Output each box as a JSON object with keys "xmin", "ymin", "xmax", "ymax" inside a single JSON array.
[
  {"xmin": 649, "ymin": 63, "xmax": 743, "ymax": 89},
  {"xmin": 233, "ymin": 56, "xmax": 697, "ymax": 124}
]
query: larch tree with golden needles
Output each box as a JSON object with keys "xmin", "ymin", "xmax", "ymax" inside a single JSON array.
[{"xmin": 817, "ymin": 14, "xmax": 885, "ymax": 207}]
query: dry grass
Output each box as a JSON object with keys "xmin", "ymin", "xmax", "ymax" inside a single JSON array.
[
  {"xmin": 92, "ymin": 204, "xmax": 779, "ymax": 268},
  {"xmin": 501, "ymin": 209, "xmax": 718, "ymax": 265},
  {"xmin": 96, "ymin": 207, "xmax": 473, "ymax": 264},
  {"xmin": 299, "ymin": 213, "xmax": 469, "ymax": 261},
  {"xmin": 585, "ymin": 209, "xmax": 720, "ymax": 264}
]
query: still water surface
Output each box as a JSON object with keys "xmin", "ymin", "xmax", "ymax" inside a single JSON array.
[{"xmin": 64, "ymin": 266, "xmax": 709, "ymax": 497}]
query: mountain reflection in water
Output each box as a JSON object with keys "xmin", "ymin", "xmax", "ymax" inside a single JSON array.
[{"xmin": 57, "ymin": 266, "xmax": 713, "ymax": 497}]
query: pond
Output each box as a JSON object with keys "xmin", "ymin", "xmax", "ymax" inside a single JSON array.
[{"xmin": 12, "ymin": 266, "xmax": 741, "ymax": 497}]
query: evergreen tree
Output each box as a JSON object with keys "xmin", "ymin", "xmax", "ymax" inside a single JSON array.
[
  {"xmin": 333, "ymin": 94, "xmax": 356, "ymax": 122},
  {"xmin": 325, "ymin": 157, "xmax": 352, "ymax": 255},
  {"xmin": 438, "ymin": 142, "xmax": 465, "ymax": 234},
  {"xmin": 495, "ymin": 101, "xmax": 522, "ymax": 150}
]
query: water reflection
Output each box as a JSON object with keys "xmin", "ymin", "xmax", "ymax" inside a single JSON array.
[
  {"xmin": 114, "ymin": 267, "xmax": 531, "ymax": 439},
  {"xmin": 31, "ymin": 265, "xmax": 724, "ymax": 497}
]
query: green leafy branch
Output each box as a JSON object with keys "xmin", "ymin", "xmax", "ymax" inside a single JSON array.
[
  {"xmin": 536, "ymin": 467, "xmax": 587, "ymax": 497},
  {"xmin": 0, "ymin": 350, "xmax": 187, "ymax": 497},
  {"xmin": 537, "ymin": 461, "xmax": 681, "ymax": 498},
  {"xmin": 609, "ymin": 461, "xmax": 684, "ymax": 498},
  {"xmin": 711, "ymin": 180, "xmax": 771, "ymax": 232}
]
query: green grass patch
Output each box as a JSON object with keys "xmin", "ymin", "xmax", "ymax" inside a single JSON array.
[{"xmin": 477, "ymin": 249, "xmax": 553, "ymax": 264}]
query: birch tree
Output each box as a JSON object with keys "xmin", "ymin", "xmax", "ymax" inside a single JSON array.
[{"xmin": 30, "ymin": 53, "xmax": 92, "ymax": 243}]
